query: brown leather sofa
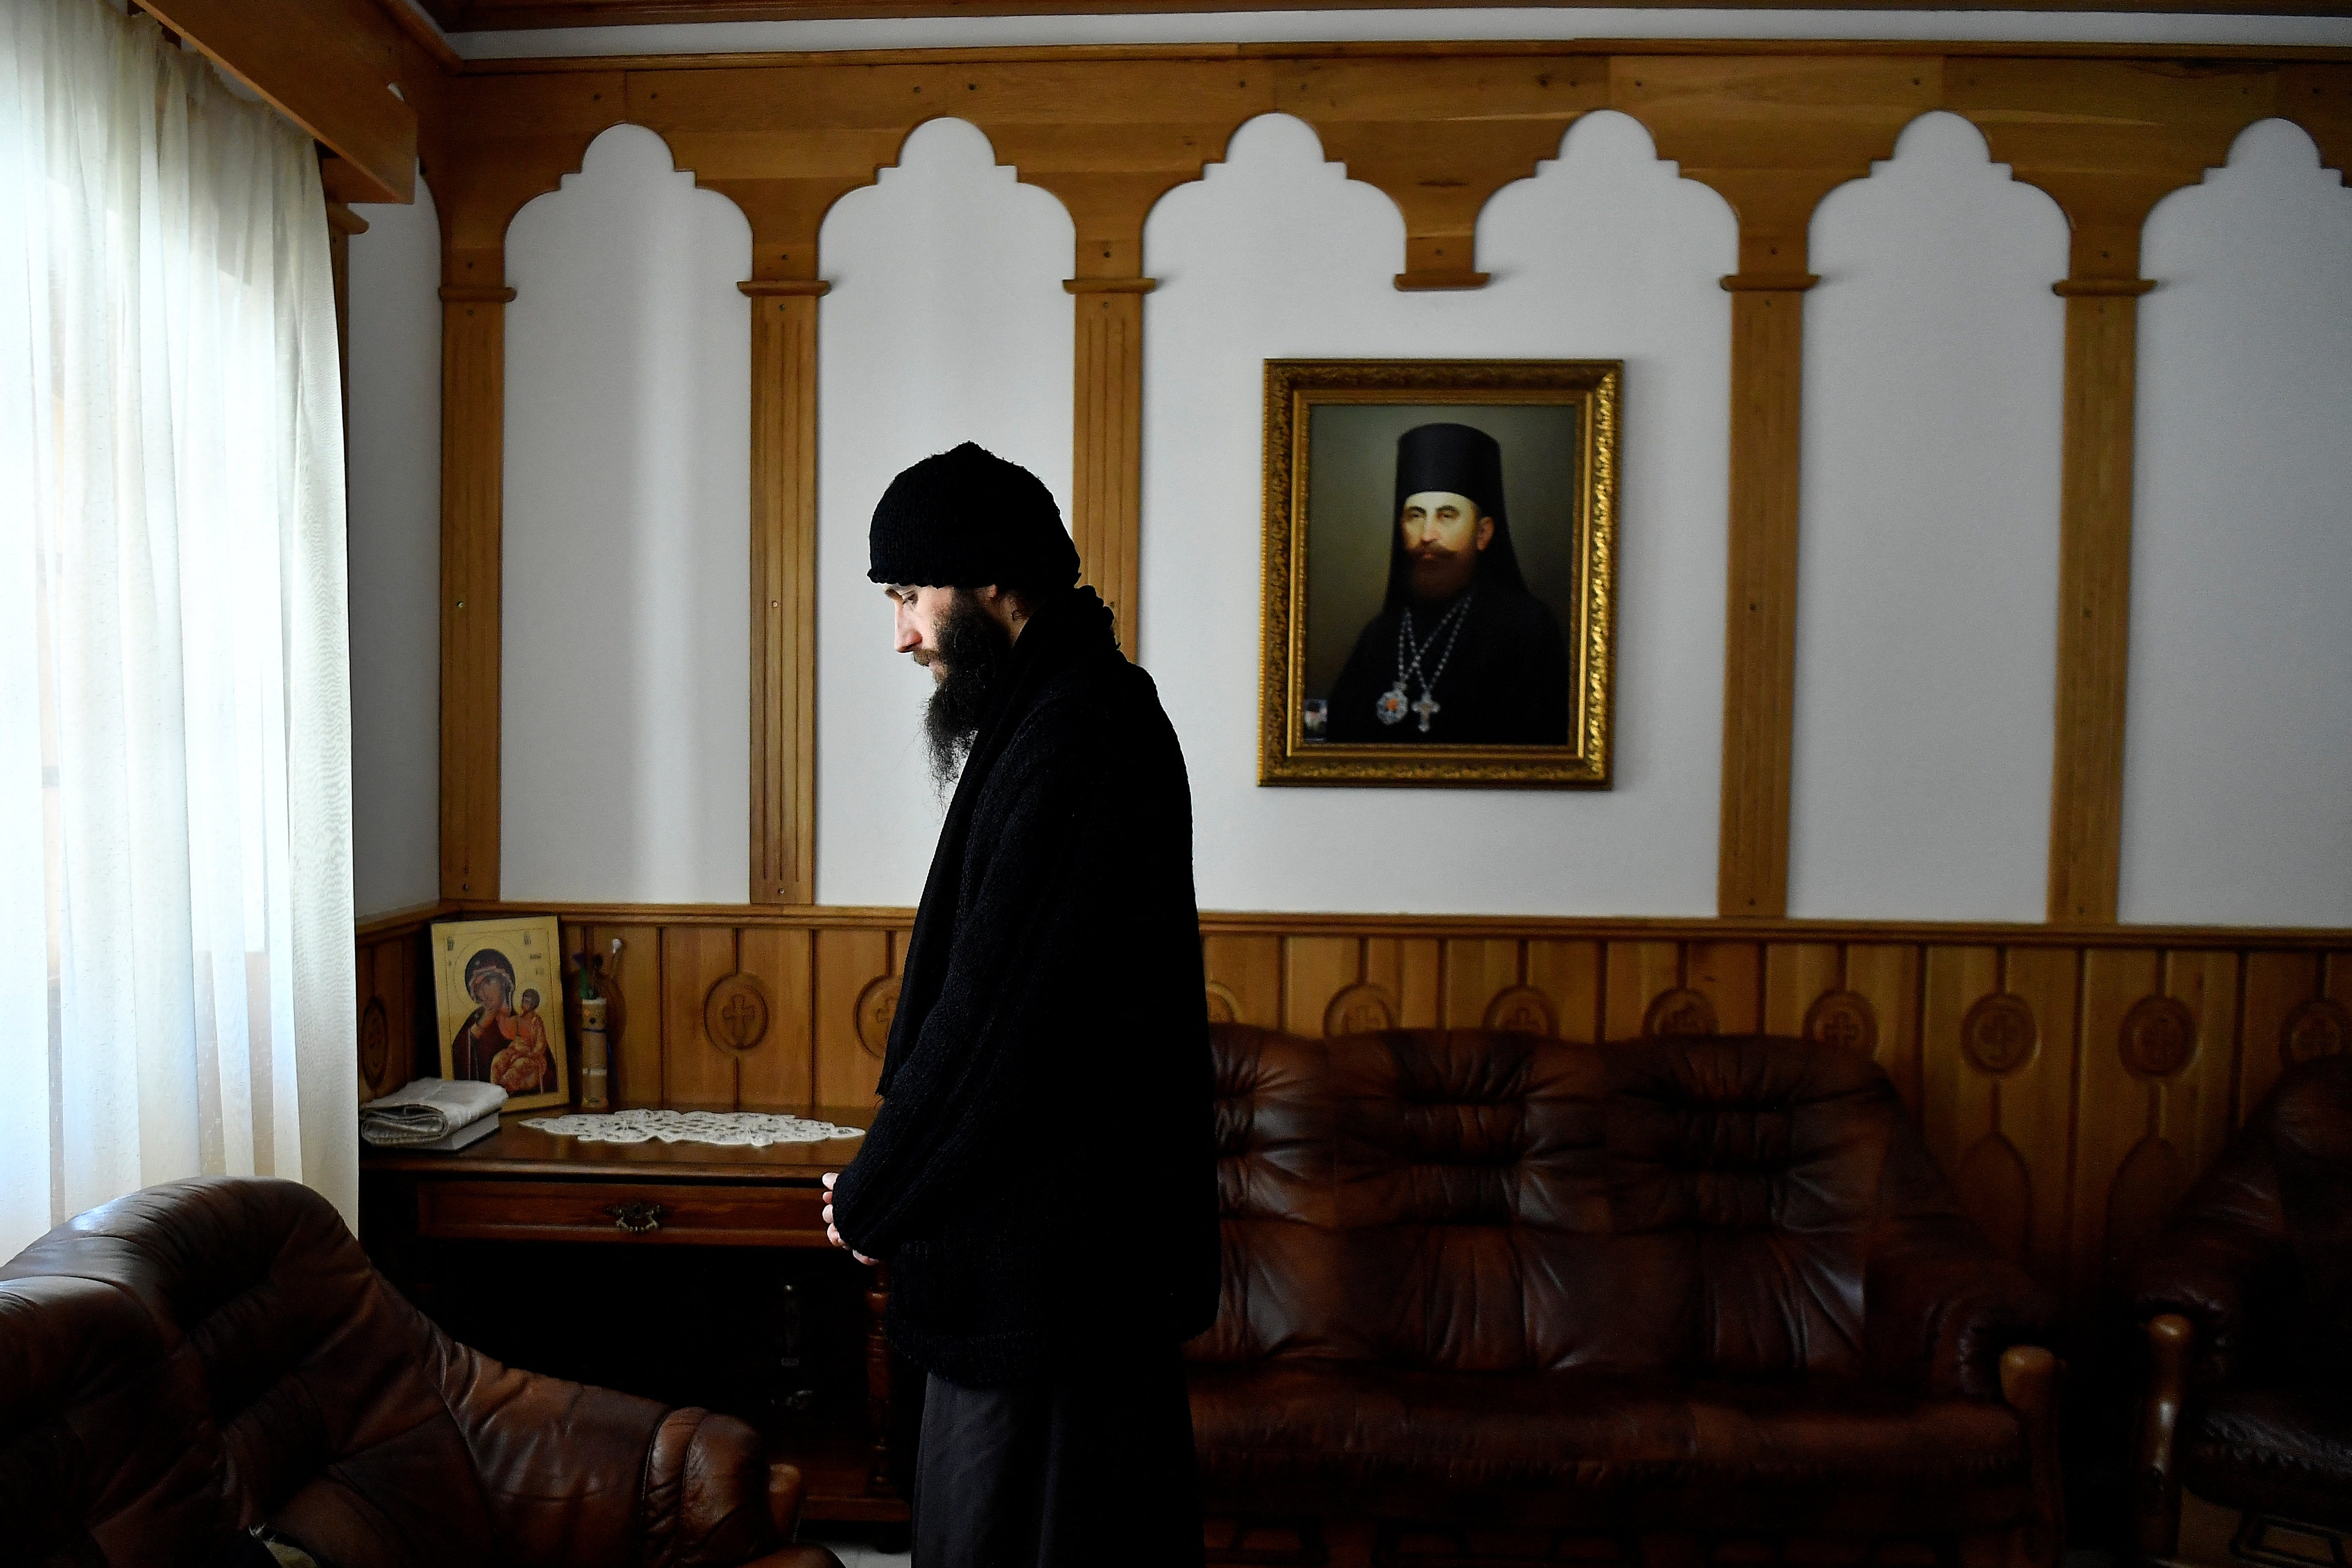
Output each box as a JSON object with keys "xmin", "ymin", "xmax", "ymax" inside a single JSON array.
[
  {"xmin": 0, "ymin": 1175, "xmax": 842, "ymax": 1568},
  {"xmin": 1191, "ymin": 1026, "xmax": 2063, "ymax": 1567},
  {"xmin": 2128, "ymin": 1054, "xmax": 2352, "ymax": 1567}
]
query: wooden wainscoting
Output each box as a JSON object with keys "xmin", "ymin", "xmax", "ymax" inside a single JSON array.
[{"xmin": 358, "ymin": 903, "xmax": 2352, "ymax": 1313}]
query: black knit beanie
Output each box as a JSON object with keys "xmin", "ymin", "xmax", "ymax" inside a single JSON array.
[{"xmin": 867, "ymin": 442, "xmax": 1081, "ymax": 591}]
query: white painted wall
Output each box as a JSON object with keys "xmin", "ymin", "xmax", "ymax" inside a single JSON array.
[
  {"xmin": 814, "ymin": 118, "xmax": 1075, "ymax": 907},
  {"xmin": 500, "ymin": 124, "xmax": 752, "ymax": 904},
  {"xmin": 1143, "ymin": 112, "xmax": 1733, "ymax": 915},
  {"xmin": 2123, "ymin": 120, "xmax": 2352, "ymax": 926},
  {"xmin": 346, "ymin": 170, "xmax": 442, "ymax": 919},
  {"xmin": 1788, "ymin": 113, "xmax": 2067, "ymax": 921},
  {"xmin": 337, "ymin": 41, "xmax": 2352, "ymax": 927}
]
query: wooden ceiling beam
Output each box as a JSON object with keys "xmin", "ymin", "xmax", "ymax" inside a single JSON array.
[
  {"xmin": 136, "ymin": 0, "xmax": 438, "ymax": 204},
  {"xmin": 428, "ymin": 0, "xmax": 2352, "ymax": 32}
]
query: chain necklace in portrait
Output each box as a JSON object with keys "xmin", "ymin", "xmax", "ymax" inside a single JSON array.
[{"xmin": 1376, "ymin": 591, "xmax": 1474, "ymax": 734}]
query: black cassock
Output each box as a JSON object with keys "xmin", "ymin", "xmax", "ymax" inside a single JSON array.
[{"xmin": 1326, "ymin": 584, "xmax": 1572, "ymax": 745}]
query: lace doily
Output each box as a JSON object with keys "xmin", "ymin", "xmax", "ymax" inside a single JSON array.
[{"xmin": 520, "ymin": 1109, "xmax": 866, "ymax": 1148}]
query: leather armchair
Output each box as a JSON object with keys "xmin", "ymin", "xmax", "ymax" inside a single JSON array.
[
  {"xmin": 0, "ymin": 1175, "xmax": 843, "ymax": 1568},
  {"xmin": 2129, "ymin": 1054, "xmax": 2352, "ymax": 1565},
  {"xmin": 1193, "ymin": 1026, "xmax": 2061, "ymax": 1567}
]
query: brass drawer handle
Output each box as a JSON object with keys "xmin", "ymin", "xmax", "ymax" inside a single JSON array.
[{"xmin": 607, "ymin": 1201, "xmax": 665, "ymax": 1235}]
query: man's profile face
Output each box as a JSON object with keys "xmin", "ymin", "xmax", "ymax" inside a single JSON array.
[
  {"xmin": 884, "ymin": 583, "xmax": 960, "ymax": 682},
  {"xmin": 1399, "ymin": 490, "xmax": 1494, "ymax": 602}
]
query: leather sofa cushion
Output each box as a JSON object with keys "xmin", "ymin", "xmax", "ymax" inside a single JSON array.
[
  {"xmin": 1195, "ymin": 1025, "xmax": 1344, "ymax": 1364},
  {"xmin": 2187, "ymin": 1384, "xmax": 2352, "ymax": 1530},
  {"xmin": 1323, "ymin": 1032, "xmax": 1910, "ymax": 1376},
  {"xmin": 1190, "ymin": 1362, "xmax": 2027, "ymax": 1532}
]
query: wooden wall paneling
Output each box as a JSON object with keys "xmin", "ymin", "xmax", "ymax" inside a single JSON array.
[
  {"xmin": 616, "ymin": 77, "xmax": 866, "ymax": 909},
  {"xmin": 357, "ymin": 931, "xmax": 419, "ymax": 1101},
  {"xmin": 436, "ymin": 287, "xmax": 510, "ymax": 902},
  {"xmin": 1603, "ymin": 940, "xmax": 1684, "ymax": 1039},
  {"xmin": 742, "ymin": 284, "xmax": 824, "ymax": 903},
  {"xmin": 1276, "ymin": 55, "xmax": 1607, "ymax": 289},
  {"xmin": 1068, "ymin": 284, "xmax": 1147, "ymax": 646},
  {"xmin": 2000, "ymin": 946, "xmax": 2085, "ymax": 1290},
  {"xmin": 1443, "ymin": 939, "xmax": 1526, "ymax": 1029},
  {"xmin": 2238, "ymin": 950, "xmax": 2323, "ymax": 1125},
  {"xmin": 1847, "ymin": 943, "xmax": 1925, "ymax": 1112},
  {"xmin": 429, "ymin": 72, "xmax": 624, "ymax": 904},
  {"xmin": 2069, "ymin": 946, "xmax": 2237, "ymax": 1299},
  {"xmin": 2160, "ymin": 950, "xmax": 2243, "ymax": 1182},
  {"xmin": 1284, "ymin": 936, "xmax": 1364, "ymax": 1036},
  {"xmin": 814, "ymin": 926, "xmax": 896, "ymax": 1106},
  {"xmin": 2040, "ymin": 283, "xmax": 2148, "ymax": 924},
  {"xmin": 430, "ymin": 7, "xmax": 2352, "ymax": 31},
  {"xmin": 1761, "ymin": 942, "xmax": 1841, "ymax": 1036},
  {"xmin": 737, "ymin": 925, "xmax": 818, "ymax": 1109},
  {"xmin": 580, "ymin": 922, "xmax": 663, "ymax": 1108},
  {"xmin": 1712, "ymin": 276, "xmax": 1807, "ymax": 919},
  {"xmin": 969, "ymin": 60, "xmax": 1267, "ymax": 635},
  {"xmin": 2279, "ymin": 63, "xmax": 2352, "ymax": 180},
  {"xmin": 1923, "ymin": 945, "xmax": 2023, "ymax": 1258},
  {"xmin": 557, "ymin": 916, "xmax": 588, "ymax": 1083},
  {"xmin": 2071, "ymin": 946, "xmax": 2164, "ymax": 1303},
  {"xmin": 140, "ymin": 0, "xmax": 419, "ymax": 204},
  {"xmin": 1685, "ymin": 940, "xmax": 1762, "ymax": 1034},
  {"xmin": 975, "ymin": 63, "xmax": 1266, "ymax": 649},
  {"xmin": 1942, "ymin": 61, "xmax": 2274, "ymax": 923},
  {"xmin": 661, "ymin": 926, "xmax": 743, "ymax": 1110},
  {"xmin": 1527, "ymin": 940, "xmax": 1603, "ymax": 1042},
  {"xmin": 1612, "ymin": 57, "xmax": 1935, "ymax": 917},
  {"xmin": 1201, "ymin": 935, "xmax": 1283, "ymax": 1028},
  {"xmin": 1378, "ymin": 937, "xmax": 1445, "ymax": 1029}
]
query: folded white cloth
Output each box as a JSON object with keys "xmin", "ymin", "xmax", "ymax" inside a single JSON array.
[{"xmin": 361, "ymin": 1078, "xmax": 508, "ymax": 1148}]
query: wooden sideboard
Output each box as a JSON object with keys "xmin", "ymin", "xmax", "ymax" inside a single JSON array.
[{"xmin": 357, "ymin": 1112, "xmax": 908, "ymax": 1532}]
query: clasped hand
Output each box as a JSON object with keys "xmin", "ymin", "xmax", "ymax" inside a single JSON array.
[{"xmin": 819, "ymin": 1172, "xmax": 874, "ymax": 1265}]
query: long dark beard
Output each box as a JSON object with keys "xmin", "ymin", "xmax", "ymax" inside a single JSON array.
[{"xmin": 922, "ymin": 590, "xmax": 1015, "ymax": 796}]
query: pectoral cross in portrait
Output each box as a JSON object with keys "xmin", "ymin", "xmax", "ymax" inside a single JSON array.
[{"xmin": 1411, "ymin": 691, "xmax": 1440, "ymax": 733}]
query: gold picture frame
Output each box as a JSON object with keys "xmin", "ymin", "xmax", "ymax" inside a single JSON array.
[
  {"xmin": 431, "ymin": 915, "xmax": 571, "ymax": 1113},
  {"xmin": 1260, "ymin": 359, "xmax": 1618, "ymax": 788}
]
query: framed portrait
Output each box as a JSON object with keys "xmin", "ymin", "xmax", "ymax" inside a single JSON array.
[
  {"xmin": 1260, "ymin": 359, "xmax": 1619, "ymax": 787},
  {"xmin": 431, "ymin": 915, "xmax": 571, "ymax": 1113}
]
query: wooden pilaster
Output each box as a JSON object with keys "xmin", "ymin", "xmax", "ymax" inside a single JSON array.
[
  {"xmin": 2046, "ymin": 276, "xmax": 2155, "ymax": 923},
  {"xmin": 1066, "ymin": 280, "xmax": 1151, "ymax": 651},
  {"xmin": 438, "ymin": 267, "xmax": 514, "ymax": 902},
  {"xmin": 1616, "ymin": 54, "xmax": 1934, "ymax": 917},
  {"xmin": 1716, "ymin": 274, "xmax": 1817, "ymax": 918},
  {"xmin": 743, "ymin": 280, "xmax": 827, "ymax": 905}
]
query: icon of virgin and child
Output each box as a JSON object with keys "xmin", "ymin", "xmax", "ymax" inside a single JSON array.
[
  {"xmin": 1323, "ymin": 422, "xmax": 1571, "ymax": 746},
  {"xmin": 448, "ymin": 948, "xmax": 557, "ymax": 1095}
]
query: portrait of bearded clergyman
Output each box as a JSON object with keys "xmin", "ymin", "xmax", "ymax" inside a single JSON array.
[{"xmin": 1323, "ymin": 422, "xmax": 1571, "ymax": 746}]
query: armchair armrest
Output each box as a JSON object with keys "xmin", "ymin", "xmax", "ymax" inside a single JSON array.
[
  {"xmin": 2132, "ymin": 1314, "xmax": 2194, "ymax": 1564},
  {"xmin": 1865, "ymin": 1222, "xmax": 2056, "ymax": 1399},
  {"xmin": 416, "ymin": 1310, "xmax": 786, "ymax": 1568},
  {"xmin": 2123, "ymin": 1141, "xmax": 2286, "ymax": 1384},
  {"xmin": 639, "ymin": 1406, "xmax": 790, "ymax": 1567}
]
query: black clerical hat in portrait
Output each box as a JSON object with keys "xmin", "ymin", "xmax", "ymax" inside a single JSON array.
[{"xmin": 1384, "ymin": 421, "xmax": 1528, "ymax": 608}]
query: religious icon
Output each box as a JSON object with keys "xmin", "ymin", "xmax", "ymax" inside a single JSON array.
[
  {"xmin": 431, "ymin": 915, "xmax": 572, "ymax": 1112},
  {"xmin": 1261, "ymin": 359, "xmax": 1618, "ymax": 787}
]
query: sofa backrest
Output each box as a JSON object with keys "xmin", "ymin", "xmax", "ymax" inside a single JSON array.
[
  {"xmin": 1198, "ymin": 1026, "xmax": 1951, "ymax": 1379},
  {"xmin": 0, "ymin": 1176, "xmax": 657, "ymax": 1568},
  {"xmin": 1194, "ymin": 1024, "xmax": 1343, "ymax": 1362}
]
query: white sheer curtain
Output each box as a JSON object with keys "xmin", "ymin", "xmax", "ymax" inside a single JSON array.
[{"xmin": 0, "ymin": 0, "xmax": 357, "ymax": 1260}]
